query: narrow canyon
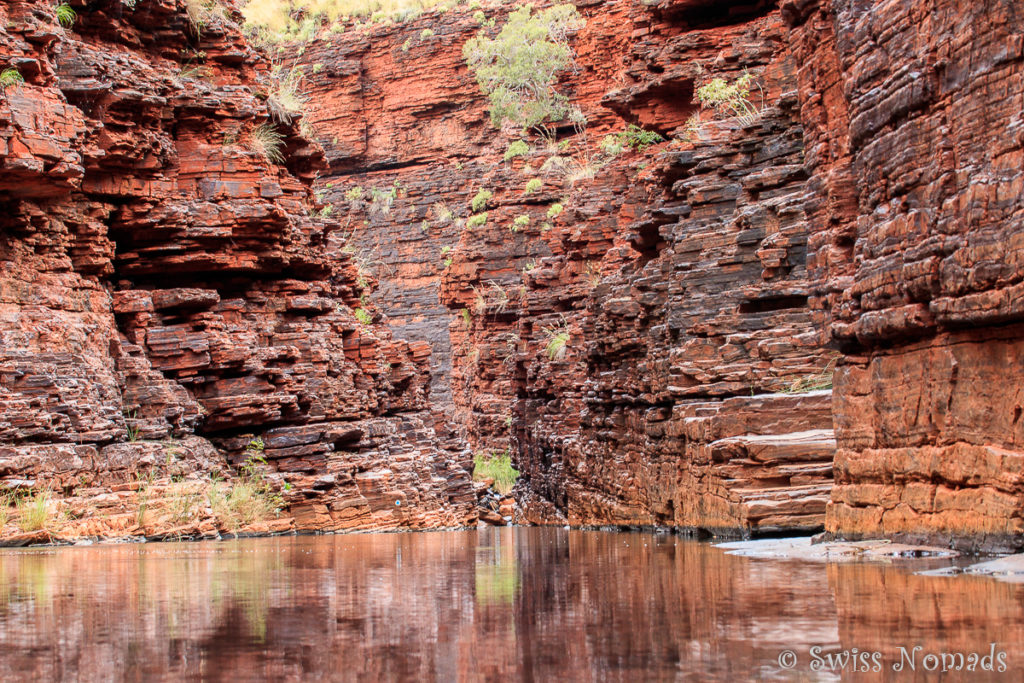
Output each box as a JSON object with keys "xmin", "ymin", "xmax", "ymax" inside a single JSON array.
[{"xmin": 1, "ymin": 0, "xmax": 1022, "ymax": 553}]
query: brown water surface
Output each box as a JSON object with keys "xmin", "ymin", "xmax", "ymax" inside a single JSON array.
[{"xmin": 0, "ymin": 527, "xmax": 1021, "ymax": 681}]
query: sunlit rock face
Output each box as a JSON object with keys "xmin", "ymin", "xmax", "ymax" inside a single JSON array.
[
  {"xmin": 786, "ymin": 0, "xmax": 1024, "ymax": 551},
  {"xmin": 0, "ymin": 0, "xmax": 475, "ymax": 539}
]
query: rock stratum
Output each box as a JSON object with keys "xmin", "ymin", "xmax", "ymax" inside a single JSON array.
[
  {"xmin": 1, "ymin": 0, "xmax": 1023, "ymax": 551},
  {"xmin": 0, "ymin": 0, "xmax": 475, "ymax": 541},
  {"xmin": 293, "ymin": 0, "xmax": 1024, "ymax": 550}
]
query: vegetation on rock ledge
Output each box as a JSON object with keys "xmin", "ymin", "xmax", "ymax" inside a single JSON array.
[
  {"xmin": 473, "ymin": 450, "xmax": 519, "ymax": 495},
  {"xmin": 463, "ymin": 3, "xmax": 585, "ymax": 131}
]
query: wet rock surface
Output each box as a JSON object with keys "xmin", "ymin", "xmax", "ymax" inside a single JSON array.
[{"xmin": 718, "ymin": 536, "xmax": 960, "ymax": 562}]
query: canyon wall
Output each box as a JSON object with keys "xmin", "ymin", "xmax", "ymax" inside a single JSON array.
[
  {"xmin": 299, "ymin": 0, "xmax": 1024, "ymax": 547},
  {"xmin": 0, "ymin": 0, "xmax": 475, "ymax": 540},
  {"xmin": 3, "ymin": 0, "xmax": 1022, "ymax": 549},
  {"xmin": 786, "ymin": 0, "xmax": 1024, "ymax": 551},
  {"xmin": 297, "ymin": 0, "xmax": 837, "ymax": 535}
]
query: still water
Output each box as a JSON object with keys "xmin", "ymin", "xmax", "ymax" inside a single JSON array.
[{"xmin": 0, "ymin": 527, "xmax": 1022, "ymax": 681}]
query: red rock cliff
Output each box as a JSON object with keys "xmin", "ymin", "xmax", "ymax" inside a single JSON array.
[
  {"xmin": 0, "ymin": 0, "xmax": 475, "ymax": 540},
  {"xmin": 297, "ymin": 0, "xmax": 1024, "ymax": 548},
  {"xmin": 5, "ymin": 0, "xmax": 1023, "ymax": 551},
  {"xmin": 786, "ymin": 0, "xmax": 1024, "ymax": 551},
  {"xmin": 296, "ymin": 0, "xmax": 837, "ymax": 535}
]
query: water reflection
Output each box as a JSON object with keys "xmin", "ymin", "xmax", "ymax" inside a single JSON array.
[{"xmin": 0, "ymin": 528, "xmax": 1021, "ymax": 681}]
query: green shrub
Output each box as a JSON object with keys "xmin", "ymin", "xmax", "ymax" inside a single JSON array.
[
  {"xmin": 697, "ymin": 71, "xmax": 763, "ymax": 126},
  {"xmin": 511, "ymin": 214, "xmax": 530, "ymax": 232},
  {"xmin": 523, "ymin": 178, "xmax": 542, "ymax": 195},
  {"xmin": 241, "ymin": 0, "xmax": 455, "ymax": 44},
  {"xmin": 467, "ymin": 212, "xmax": 488, "ymax": 228},
  {"xmin": 565, "ymin": 158, "xmax": 597, "ymax": 184},
  {"xmin": 16, "ymin": 491, "xmax": 50, "ymax": 532},
  {"xmin": 55, "ymin": 3, "xmax": 76, "ymax": 27},
  {"xmin": 504, "ymin": 139, "xmax": 529, "ymax": 162},
  {"xmin": 124, "ymin": 409, "xmax": 142, "ymax": 442},
  {"xmin": 621, "ymin": 124, "xmax": 663, "ymax": 151},
  {"xmin": 601, "ymin": 125, "xmax": 663, "ymax": 155},
  {"xmin": 420, "ymin": 27, "xmax": 433, "ymax": 38},
  {"xmin": 186, "ymin": 0, "xmax": 225, "ymax": 37},
  {"xmin": 353, "ymin": 307, "xmax": 372, "ymax": 325},
  {"xmin": 683, "ymin": 112, "xmax": 702, "ymax": 140},
  {"xmin": 546, "ymin": 202, "xmax": 563, "ymax": 219},
  {"xmin": 345, "ymin": 186, "xmax": 364, "ymax": 202},
  {"xmin": 600, "ymin": 134, "xmax": 624, "ymax": 156},
  {"xmin": 268, "ymin": 65, "xmax": 307, "ymax": 124},
  {"xmin": 471, "ymin": 188, "xmax": 492, "ymax": 212},
  {"xmin": 0, "ymin": 68, "xmax": 24, "ymax": 90},
  {"xmin": 463, "ymin": 4, "xmax": 585, "ymax": 130},
  {"xmin": 543, "ymin": 323, "xmax": 569, "ymax": 361},
  {"xmin": 368, "ymin": 183, "xmax": 398, "ymax": 214},
  {"xmin": 211, "ymin": 479, "xmax": 280, "ymax": 528},
  {"xmin": 0, "ymin": 493, "xmax": 10, "ymax": 529},
  {"xmin": 472, "ymin": 450, "xmax": 519, "ymax": 495}
]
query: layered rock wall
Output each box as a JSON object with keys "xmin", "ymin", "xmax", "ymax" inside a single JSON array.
[
  {"xmin": 5, "ymin": 0, "xmax": 1024, "ymax": 549},
  {"xmin": 298, "ymin": 0, "xmax": 838, "ymax": 535},
  {"xmin": 786, "ymin": 0, "xmax": 1024, "ymax": 551},
  {"xmin": 547, "ymin": 3, "xmax": 836, "ymax": 531},
  {"xmin": 0, "ymin": 0, "xmax": 475, "ymax": 540},
  {"xmin": 300, "ymin": 0, "xmax": 1024, "ymax": 546}
]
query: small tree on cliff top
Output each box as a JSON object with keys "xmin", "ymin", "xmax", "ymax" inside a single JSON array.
[{"xmin": 463, "ymin": 4, "xmax": 585, "ymax": 132}]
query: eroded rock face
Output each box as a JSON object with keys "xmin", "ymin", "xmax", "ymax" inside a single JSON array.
[
  {"xmin": 0, "ymin": 0, "xmax": 475, "ymax": 539},
  {"xmin": 5, "ymin": 0, "xmax": 1023, "ymax": 549},
  {"xmin": 300, "ymin": 0, "xmax": 1024, "ymax": 546},
  {"xmin": 786, "ymin": 0, "xmax": 1024, "ymax": 551},
  {"xmin": 297, "ymin": 0, "xmax": 837, "ymax": 536},
  {"xmin": 549, "ymin": 5, "xmax": 838, "ymax": 532}
]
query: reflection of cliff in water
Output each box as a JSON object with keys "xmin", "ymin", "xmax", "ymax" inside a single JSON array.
[{"xmin": 0, "ymin": 529, "xmax": 1022, "ymax": 680}]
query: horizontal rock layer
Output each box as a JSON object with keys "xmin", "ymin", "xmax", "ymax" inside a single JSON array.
[
  {"xmin": 295, "ymin": 0, "xmax": 838, "ymax": 536},
  {"xmin": 0, "ymin": 0, "xmax": 475, "ymax": 540},
  {"xmin": 787, "ymin": 0, "xmax": 1024, "ymax": 550}
]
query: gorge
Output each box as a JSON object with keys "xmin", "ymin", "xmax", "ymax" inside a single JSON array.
[{"xmin": 1, "ymin": 0, "xmax": 1023, "ymax": 555}]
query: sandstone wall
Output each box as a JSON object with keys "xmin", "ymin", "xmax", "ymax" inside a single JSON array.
[{"xmin": 0, "ymin": 0, "xmax": 475, "ymax": 540}]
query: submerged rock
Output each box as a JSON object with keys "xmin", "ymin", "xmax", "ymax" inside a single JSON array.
[{"xmin": 718, "ymin": 537, "xmax": 959, "ymax": 562}]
